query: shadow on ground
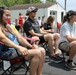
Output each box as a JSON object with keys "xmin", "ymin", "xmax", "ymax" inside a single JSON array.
[{"xmin": 48, "ymin": 61, "xmax": 71, "ymax": 71}]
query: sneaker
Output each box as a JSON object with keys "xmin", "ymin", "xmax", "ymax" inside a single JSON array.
[
  {"xmin": 50, "ymin": 55, "xmax": 62, "ymax": 63},
  {"xmin": 55, "ymin": 54, "xmax": 63, "ymax": 59},
  {"xmin": 65, "ymin": 61, "xmax": 76, "ymax": 70}
]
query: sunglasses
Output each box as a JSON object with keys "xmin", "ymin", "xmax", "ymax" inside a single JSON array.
[
  {"xmin": 0, "ymin": 6, "xmax": 8, "ymax": 10},
  {"xmin": 32, "ymin": 10, "xmax": 37, "ymax": 12},
  {"xmin": 0, "ymin": 6, "xmax": 6, "ymax": 9}
]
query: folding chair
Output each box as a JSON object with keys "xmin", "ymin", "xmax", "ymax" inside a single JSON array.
[
  {"xmin": 0, "ymin": 49, "xmax": 29, "ymax": 75},
  {"xmin": 0, "ymin": 37, "xmax": 39, "ymax": 75},
  {"xmin": 39, "ymin": 42, "xmax": 50, "ymax": 57},
  {"xmin": 60, "ymin": 49, "xmax": 69, "ymax": 61},
  {"xmin": 58, "ymin": 44, "xmax": 69, "ymax": 62}
]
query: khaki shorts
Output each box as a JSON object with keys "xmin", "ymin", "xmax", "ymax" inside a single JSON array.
[{"xmin": 59, "ymin": 41, "xmax": 70, "ymax": 52}]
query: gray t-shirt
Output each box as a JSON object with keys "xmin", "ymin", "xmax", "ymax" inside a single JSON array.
[
  {"xmin": 23, "ymin": 17, "xmax": 40, "ymax": 37},
  {"xmin": 59, "ymin": 21, "xmax": 76, "ymax": 43}
]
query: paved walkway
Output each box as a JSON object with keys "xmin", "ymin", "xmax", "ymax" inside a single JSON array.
[
  {"xmin": 43, "ymin": 56, "xmax": 76, "ymax": 75},
  {"xmin": 0, "ymin": 55, "xmax": 76, "ymax": 75}
]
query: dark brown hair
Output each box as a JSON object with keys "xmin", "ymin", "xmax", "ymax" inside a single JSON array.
[
  {"xmin": 66, "ymin": 10, "xmax": 76, "ymax": 22},
  {"xmin": 62, "ymin": 15, "xmax": 67, "ymax": 24},
  {"xmin": 0, "ymin": 6, "xmax": 12, "ymax": 37},
  {"xmin": 0, "ymin": 6, "xmax": 9, "ymax": 26}
]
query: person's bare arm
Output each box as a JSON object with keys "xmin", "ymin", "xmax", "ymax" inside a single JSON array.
[
  {"xmin": 0, "ymin": 28, "xmax": 29, "ymax": 56},
  {"xmin": 40, "ymin": 28, "xmax": 48, "ymax": 34},
  {"xmin": 9, "ymin": 26, "xmax": 39, "ymax": 48},
  {"xmin": 41, "ymin": 27, "xmax": 54, "ymax": 33},
  {"xmin": 8, "ymin": 26, "xmax": 33, "ymax": 48},
  {"xmin": 14, "ymin": 32, "xmax": 33, "ymax": 48},
  {"xmin": 65, "ymin": 35, "xmax": 76, "ymax": 42},
  {"xmin": 29, "ymin": 29, "xmax": 43, "ymax": 36}
]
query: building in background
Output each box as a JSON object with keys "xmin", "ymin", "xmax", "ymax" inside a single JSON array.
[{"xmin": 10, "ymin": 2, "xmax": 65, "ymax": 26}]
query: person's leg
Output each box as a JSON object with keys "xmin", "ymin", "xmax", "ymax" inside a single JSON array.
[
  {"xmin": 44, "ymin": 33, "xmax": 62, "ymax": 63},
  {"xmin": 25, "ymin": 49, "xmax": 40, "ymax": 75},
  {"xmin": 53, "ymin": 33, "xmax": 60, "ymax": 54},
  {"xmin": 69, "ymin": 41, "xmax": 76, "ymax": 60},
  {"xmin": 44, "ymin": 33, "xmax": 54, "ymax": 56},
  {"xmin": 25, "ymin": 48, "xmax": 45, "ymax": 75},
  {"xmin": 65, "ymin": 41, "xmax": 76, "ymax": 70},
  {"xmin": 37, "ymin": 47, "xmax": 45, "ymax": 75},
  {"xmin": 59, "ymin": 41, "xmax": 76, "ymax": 69}
]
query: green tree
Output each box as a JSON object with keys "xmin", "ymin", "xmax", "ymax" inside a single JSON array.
[
  {"xmin": 22, "ymin": 0, "xmax": 30, "ymax": 4},
  {"xmin": 0, "ymin": 0, "xmax": 41, "ymax": 7},
  {"xmin": 0, "ymin": 0, "xmax": 55, "ymax": 7},
  {"xmin": 23, "ymin": 0, "xmax": 41, "ymax": 4},
  {"xmin": 46, "ymin": 0, "xmax": 56, "ymax": 2},
  {"xmin": 31, "ymin": 0, "xmax": 41, "ymax": 3},
  {"xmin": 0, "ymin": 0, "xmax": 4, "ymax": 5},
  {"xmin": 2, "ymin": 0, "xmax": 24, "ymax": 7}
]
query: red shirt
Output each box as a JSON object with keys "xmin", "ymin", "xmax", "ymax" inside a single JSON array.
[
  {"xmin": 57, "ymin": 22, "xmax": 61, "ymax": 30},
  {"xmin": 7, "ymin": 20, "xmax": 11, "ymax": 24},
  {"xmin": 19, "ymin": 16, "xmax": 24, "ymax": 28}
]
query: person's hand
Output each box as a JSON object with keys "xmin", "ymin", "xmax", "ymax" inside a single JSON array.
[
  {"xmin": 51, "ymin": 29, "xmax": 54, "ymax": 32},
  {"xmin": 18, "ymin": 46, "xmax": 29, "ymax": 56},
  {"xmin": 32, "ymin": 43, "xmax": 39, "ymax": 49},
  {"xmin": 48, "ymin": 29, "xmax": 54, "ymax": 33}
]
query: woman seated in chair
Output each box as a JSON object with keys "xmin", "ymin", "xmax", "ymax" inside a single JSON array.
[
  {"xmin": 41, "ymin": 16, "xmax": 62, "ymax": 62},
  {"xmin": 0, "ymin": 6, "xmax": 45, "ymax": 75}
]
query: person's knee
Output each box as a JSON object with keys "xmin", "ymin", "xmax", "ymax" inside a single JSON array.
[
  {"xmin": 35, "ymin": 50, "xmax": 42, "ymax": 58},
  {"xmin": 39, "ymin": 47, "xmax": 46, "ymax": 56},
  {"xmin": 70, "ymin": 42, "xmax": 76, "ymax": 51},
  {"xmin": 69, "ymin": 42, "xmax": 76, "ymax": 55},
  {"xmin": 54, "ymin": 33, "xmax": 60, "ymax": 39},
  {"xmin": 45, "ymin": 34, "xmax": 53, "ymax": 41}
]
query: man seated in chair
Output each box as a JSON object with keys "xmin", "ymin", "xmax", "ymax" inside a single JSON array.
[
  {"xmin": 59, "ymin": 10, "xmax": 76, "ymax": 70},
  {"xmin": 0, "ymin": 6, "xmax": 45, "ymax": 75},
  {"xmin": 23, "ymin": 6, "xmax": 62, "ymax": 63}
]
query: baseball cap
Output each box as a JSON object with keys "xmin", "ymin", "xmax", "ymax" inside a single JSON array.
[
  {"xmin": 66, "ymin": 10, "xmax": 76, "ymax": 19},
  {"xmin": 26, "ymin": 6, "xmax": 38, "ymax": 16}
]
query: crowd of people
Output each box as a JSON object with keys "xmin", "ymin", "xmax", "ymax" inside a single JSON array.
[{"xmin": 0, "ymin": 5, "xmax": 76, "ymax": 75}]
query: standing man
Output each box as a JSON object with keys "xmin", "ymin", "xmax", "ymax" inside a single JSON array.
[
  {"xmin": 37, "ymin": 16, "xmax": 42, "ymax": 26},
  {"xmin": 23, "ymin": 6, "xmax": 62, "ymax": 63}
]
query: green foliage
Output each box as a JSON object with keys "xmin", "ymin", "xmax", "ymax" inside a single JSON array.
[
  {"xmin": 46, "ymin": 0, "xmax": 56, "ymax": 2},
  {"xmin": 0, "ymin": 0, "xmax": 4, "ymax": 5},
  {"xmin": 31, "ymin": 0, "xmax": 41, "ymax": 3},
  {"xmin": 23, "ymin": 0, "xmax": 30, "ymax": 4},
  {"xmin": 0, "ymin": 0, "xmax": 24, "ymax": 7},
  {"xmin": 22, "ymin": 0, "xmax": 41, "ymax": 4},
  {"xmin": 0, "ymin": 0, "xmax": 55, "ymax": 7}
]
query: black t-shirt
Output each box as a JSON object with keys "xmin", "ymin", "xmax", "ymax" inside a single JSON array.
[
  {"xmin": 23, "ymin": 17, "xmax": 40, "ymax": 37},
  {"xmin": 43, "ymin": 23, "xmax": 53, "ymax": 30}
]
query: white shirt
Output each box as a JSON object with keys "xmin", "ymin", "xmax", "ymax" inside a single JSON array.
[
  {"xmin": 59, "ymin": 21, "xmax": 76, "ymax": 43},
  {"xmin": 37, "ymin": 20, "xmax": 41, "ymax": 26}
]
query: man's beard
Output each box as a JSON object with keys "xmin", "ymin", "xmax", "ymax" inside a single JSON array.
[{"xmin": 32, "ymin": 16, "xmax": 35, "ymax": 20}]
